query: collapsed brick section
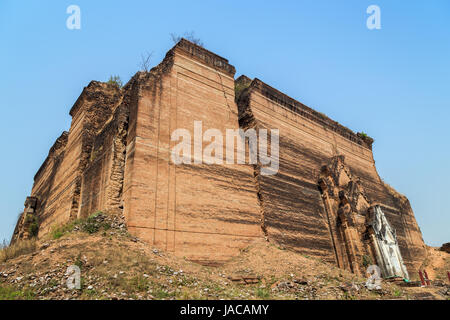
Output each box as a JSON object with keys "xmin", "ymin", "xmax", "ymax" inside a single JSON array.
[
  {"xmin": 79, "ymin": 102, "xmax": 129, "ymax": 217},
  {"xmin": 12, "ymin": 39, "xmax": 427, "ymax": 276}
]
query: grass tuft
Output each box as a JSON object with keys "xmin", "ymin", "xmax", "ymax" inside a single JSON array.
[
  {"xmin": 255, "ymin": 287, "xmax": 270, "ymax": 299},
  {"xmin": 0, "ymin": 239, "xmax": 37, "ymax": 262},
  {"xmin": 49, "ymin": 211, "xmax": 109, "ymax": 240},
  {"xmin": 0, "ymin": 285, "xmax": 35, "ymax": 300}
]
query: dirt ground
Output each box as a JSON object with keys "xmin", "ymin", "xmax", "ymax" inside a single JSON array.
[{"xmin": 1, "ymin": 221, "xmax": 449, "ymax": 300}]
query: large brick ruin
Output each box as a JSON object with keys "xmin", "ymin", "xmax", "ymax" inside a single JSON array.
[{"xmin": 12, "ymin": 39, "xmax": 427, "ymax": 278}]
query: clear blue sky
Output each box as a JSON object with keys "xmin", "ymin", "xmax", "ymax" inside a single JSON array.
[{"xmin": 0, "ymin": 1, "xmax": 448, "ymax": 246}]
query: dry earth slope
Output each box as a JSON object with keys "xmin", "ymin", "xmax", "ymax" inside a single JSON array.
[{"xmin": 1, "ymin": 212, "xmax": 449, "ymax": 300}]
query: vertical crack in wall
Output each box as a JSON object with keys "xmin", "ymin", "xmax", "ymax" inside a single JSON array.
[
  {"xmin": 253, "ymin": 163, "xmax": 268, "ymax": 238},
  {"xmin": 236, "ymin": 83, "xmax": 268, "ymax": 239},
  {"xmin": 214, "ymin": 66, "xmax": 236, "ymax": 117},
  {"xmin": 69, "ymin": 178, "xmax": 81, "ymax": 220}
]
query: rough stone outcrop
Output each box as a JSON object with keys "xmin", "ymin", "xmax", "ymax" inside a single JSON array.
[{"xmin": 12, "ymin": 39, "xmax": 426, "ymax": 277}]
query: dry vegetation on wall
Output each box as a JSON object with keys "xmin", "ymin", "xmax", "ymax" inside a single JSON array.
[{"xmin": 170, "ymin": 31, "xmax": 203, "ymax": 47}]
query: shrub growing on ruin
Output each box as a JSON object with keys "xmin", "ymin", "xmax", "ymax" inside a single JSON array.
[
  {"xmin": 49, "ymin": 211, "xmax": 109, "ymax": 239},
  {"xmin": 362, "ymin": 254, "xmax": 373, "ymax": 267},
  {"xmin": 25, "ymin": 215, "xmax": 39, "ymax": 238},
  {"xmin": 234, "ymin": 81, "xmax": 251, "ymax": 101},
  {"xmin": 359, "ymin": 132, "xmax": 368, "ymax": 138},
  {"xmin": 107, "ymin": 75, "xmax": 123, "ymax": 89},
  {"xmin": 139, "ymin": 51, "xmax": 153, "ymax": 72}
]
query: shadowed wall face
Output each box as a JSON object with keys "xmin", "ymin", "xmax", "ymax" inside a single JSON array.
[{"xmin": 237, "ymin": 78, "xmax": 426, "ymax": 276}]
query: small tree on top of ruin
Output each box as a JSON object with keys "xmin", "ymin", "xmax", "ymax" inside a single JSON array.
[
  {"xmin": 139, "ymin": 51, "xmax": 153, "ymax": 72},
  {"xmin": 170, "ymin": 31, "xmax": 204, "ymax": 47}
]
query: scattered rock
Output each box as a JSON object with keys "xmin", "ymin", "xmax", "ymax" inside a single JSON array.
[
  {"xmin": 293, "ymin": 278, "xmax": 308, "ymax": 285},
  {"xmin": 228, "ymin": 274, "xmax": 260, "ymax": 284},
  {"xmin": 433, "ymin": 280, "xmax": 446, "ymax": 287},
  {"xmin": 438, "ymin": 287, "xmax": 449, "ymax": 296}
]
